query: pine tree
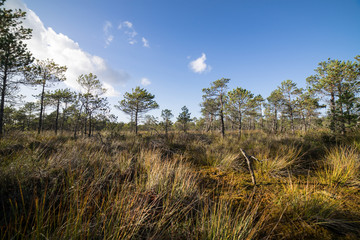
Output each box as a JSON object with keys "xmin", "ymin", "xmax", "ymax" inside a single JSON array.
[
  {"xmin": 278, "ymin": 80, "xmax": 299, "ymax": 134},
  {"xmin": 116, "ymin": 86, "xmax": 158, "ymax": 135},
  {"xmin": 177, "ymin": 106, "xmax": 191, "ymax": 133},
  {"xmin": 226, "ymin": 87, "xmax": 254, "ymax": 138},
  {"xmin": 77, "ymin": 73, "xmax": 107, "ymax": 137},
  {"xmin": 24, "ymin": 59, "xmax": 67, "ymax": 134},
  {"xmin": 202, "ymin": 78, "xmax": 230, "ymax": 137},
  {"xmin": 0, "ymin": 0, "xmax": 33, "ymax": 137},
  {"xmin": 267, "ymin": 89, "xmax": 283, "ymax": 133},
  {"xmin": 307, "ymin": 57, "xmax": 360, "ymax": 134},
  {"xmin": 161, "ymin": 109, "xmax": 173, "ymax": 137}
]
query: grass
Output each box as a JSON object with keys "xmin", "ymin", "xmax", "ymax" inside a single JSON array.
[
  {"xmin": 194, "ymin": 195, "xmax": 266, "ymax": 240},
  {"xmin": 317, "ymin": 146, "xmax": 360, "ymax": 186},
  {"xmin": 1, "ymin": 130, "xmax": 360, "ymax": 239},
  {"xmin": 255, "ymin": 144, "xmax": 304, "ymax": 179}
]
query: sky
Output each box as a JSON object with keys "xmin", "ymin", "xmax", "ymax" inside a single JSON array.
[{"xmin": 4, "ymin": 0, "xmax": 360, "ymax": 122}]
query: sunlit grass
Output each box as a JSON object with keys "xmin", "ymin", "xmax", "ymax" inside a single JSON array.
[
  {"xmin": 317, "ymin": 146, "xmax": 360, "ymax": 186},
  {"xmin": 255, "ymin": 144, "xmax": 303, "ymax": 178},
  {"xmin": 1, "ymin": 130, "xmax": 360, "ymax": 239},
  {"xmin": 194, "ymin": 196, "xmax": 267, "ymax": 240}
]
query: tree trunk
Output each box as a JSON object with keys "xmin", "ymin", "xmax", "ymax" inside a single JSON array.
[
  {"xmin": 74, "ymin": 121, "xmax": 77, "ymax": 138},
  {"xmin": 38, "ymin": 81, "xmax": 46, "ymax": 134},
  {"xmin": 220, "ymin": 111, "xmax": 225, "ymax": 137},
  {"xmin": 301, "ymin": 113, "xmax": 307, "ymax": 133},
  {"xmin": 74, "ymin": 104, "xmax": 83, "ymax": 139},
  {"xmin": 165, "ymin": 122, "xmax": 168, "ymax": 137},
  {"xmin": 135, "ymin": 108, "xmax": 138, "ymax": 135},
  {"xmin": 0, "ymin": 70, "xmax": 7, "ymax": 138},
  {"xmin": 84, "ymin": 99, "xmax": 88, "ymax": 135},
  {"xmin": 274, "ymin": 105, "xmax": 278, "ymax": 133},
  {"xmin": 330, "ymin": 90, "xmax": 336, "ymax": 133},
  {"xmin": 220, "ymin": 96, "xmax": 225, "ymax": 138},
  {"xmin": 61, "ymin": 104, "xmax": 67, "ymax": 134},
  {"xmin": 289, "ymin": 106, "xmax": 295, "ymax": 134},
  {"xmin": 345, "ymin": 104, "xmax": 351, "ymax": 126},
  {"xmin": 55, "ymin": 99, "xmax": 60, "ymax": 135},
  {"xmin": 21, "ymin": 118, "xmax": 26, "ymax": 131},
  {"xmin": 280, "ymin": 116, "xmax": 285, "ymax": 133},
  {"xmin": 27, "ymin": 108, "xmax": 32, "ymax": 130},
  {"xmin": 238, "ymin": 111, "xmax": 242, "ymax": 139},
  {"xmin": 88, "ymin": 113, "xmax": 92, "ymax": 137},
  {"xmin": 337, "ymin": 84, "xmax": 346, "ymax": 135},
  {"xmin": 84, "ymin": 115, "xmax": 87, "ymax": 135},
  {"xmin": 260, "ymin": 105, "xmax": 264, "ymax": 130},
  {"xmin": 206, "ymin": 114, "xmax": 213, "ymax": 132}
]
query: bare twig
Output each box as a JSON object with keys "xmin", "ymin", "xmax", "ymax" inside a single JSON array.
[
  {"xmin": 240, "ymin": 148, "xmax": 257, "ymax": 186},
  {"xmin": 250, "ymin": 155, "xmax": 263, "ymax": 163}
]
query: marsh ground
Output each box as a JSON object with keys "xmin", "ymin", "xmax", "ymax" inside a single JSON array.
[{"xmin": 1, "ymin": 130, "xmax": 360, "ymax": 239}]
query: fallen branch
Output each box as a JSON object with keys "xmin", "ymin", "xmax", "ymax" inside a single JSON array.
[
  {"xmin": 240, "ymin": 148, "xmax": 257, "ymax": 186},
  {"xmin": 250, "ymin": 155, "xmax": 263, "ymax": 163}
]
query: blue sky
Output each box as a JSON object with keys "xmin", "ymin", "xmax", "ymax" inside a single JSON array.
[{"xmin": 5, "ymin": 0, "xmax": 360, "ymax": 122}]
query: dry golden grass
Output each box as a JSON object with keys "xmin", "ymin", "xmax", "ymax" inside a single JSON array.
[
  {"xmin": 317, "ymin": 146, "xmax": 360, "ymax": 186},
  {"xmin": 1, "ymin": 130, "xmax": 360, "ymax": 239}
]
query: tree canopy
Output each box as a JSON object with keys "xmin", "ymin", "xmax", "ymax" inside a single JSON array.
[
  {"xmin": 116, "ymin": 86, "xmax": 159, "ymax": 135},
  {"xmin": 0, "ymin": 1, "xmax": 33, "ymax": 136}
]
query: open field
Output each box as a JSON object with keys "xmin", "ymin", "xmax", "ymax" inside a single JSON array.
[
  {"xmin": 1, "ymin": 130, "xmax": 360, "ymax": 239},
  {"xmin": 2, "ymin": 0, "xmax": 360, "ymax": 239}
]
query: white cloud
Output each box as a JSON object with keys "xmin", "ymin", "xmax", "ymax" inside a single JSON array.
[
  {"xmin": 117, "ymin": 21, "xmax": 150, "ymax": 48},
  {"xmin": 103, "ymin": 21, "xmax": 112, "ymax": 33},
  {"xmin": 106, "ymin": 35, "xmax": 114, "ymax": 46},
  {"xmin": 189, "ymin": 53, "xmax": 211, "ymax": 74},
  {"xmin": 141, "ymin": 78, "xmax": 151, "ymax": 86},
  {"xmin": 142, "ymin": 37, "xmax": 149, "ymax": 48},
  {"xmin": 123, "ymin": 21, "xmax": 133, "ymax": 28},
  {"xmin": 103, "ymin": 82, "xmax": 120, "ymax": 97},
  {"xmin": 129, "ymin": 39, "xmax": 137, "ymax": 45},
  {"xmin": 4, "ymin": 0, "xmax": 129, "ymax": 97},
  {"xmin": 118, "ymin": 20, "xmax": 138, "ymax": 45},
  {"xmin": 103, "ymin": 21, "xmax": 114, "ymax": 47}
]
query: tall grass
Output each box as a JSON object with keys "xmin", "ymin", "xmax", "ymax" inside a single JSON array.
[
  {"xmin": 194, "ymin": 196, "xmax": 266, "ymax": 240},
  {"xmin": 255, "ymin": 144, "xmax": 303, "ymax": 178},
  {"xmin": 1, "ymin": 131, "xmax": 360, "ymax": 239},
  {"xmin": 0, "ymin": 133, "xmax": 265, "ymax": 239},
  {"xmin": 265, "ymin": 178, "xmax": 360, "ymax": 239},
  {"xmin": 317, "ymin": 146, "xmax": 360, "ymax": 186}
]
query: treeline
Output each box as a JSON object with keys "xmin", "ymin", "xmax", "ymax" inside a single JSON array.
[
  {"xmin": 199, "ymin": 57, "xmax": 360, "ymax": 137},
  {"xmin": 1, "ymin": 1, "xmax": 360, "ymax": 138}
]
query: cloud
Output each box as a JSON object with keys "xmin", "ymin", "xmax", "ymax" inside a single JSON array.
[
  {"xmin": 122, "ymin": 21, "xmax": 133, "ymax": 29},
  {"xmin": 141, "ymin": 78, "xmax": 151, "ymax": 86},
  {"xmin": 103, "ymin": 21, "xmax": 114, "ymax": 47},
  {"xmin": 129, "ymin": 39, "xmax": 137, "ymax": 45},
  {"xmin": 103, "ymin": 82, "xmax": 120, "ymax": 97},
  {"xmin": 4, "ymin": 0, "xmax": 129, "ymax": 97},
  {"xmin": 104, "ymin": 21, "xmax": 112, "ymax": 32},
  {"xmin": 118, "ymin": 21, "xmax": 149, "ymax": 47},
  {"xmin": 142, "ymin": 37, "xmax": 149, "ymax": 48},
  {"xmin": 106, "ymin": 35, "xmax": 114, "ymax": 46},
  {"xmin": 189, "ymin": 53, "xmax": 211, "ymax": 74},
  {"xmin": 118, "ymin": 21, "xmax": 138, "ymax": 45}
]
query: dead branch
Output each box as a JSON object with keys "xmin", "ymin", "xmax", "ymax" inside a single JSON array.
[{"xmin": 240, "ymin": 148, "xmax": 257, "ymax": 186}]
